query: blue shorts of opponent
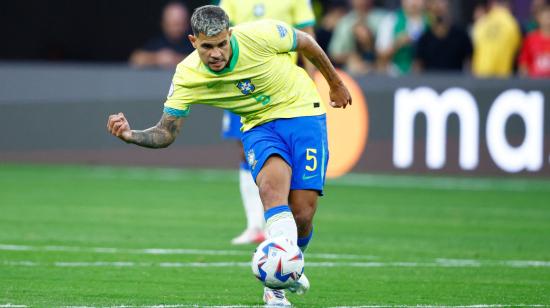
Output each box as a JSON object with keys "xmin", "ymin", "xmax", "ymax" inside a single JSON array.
[{"xmin": 241, "ymin": 114, "xmax": 329, "ymax": 195}]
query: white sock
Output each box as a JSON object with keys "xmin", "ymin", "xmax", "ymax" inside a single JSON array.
[
  {"xmin": 239, "ymin": 167, "xmax": 264, "ymax": 231},
  {"xmin": 264, "ymin": 205, "xmax": 298, "ymax": 246}
]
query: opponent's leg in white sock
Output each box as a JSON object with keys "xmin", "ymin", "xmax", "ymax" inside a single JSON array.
[
  {"xmin": 239, "ymin": 162, "xmax": 264, "ymax": 231},
  {"xmin": 231, "ymin": 162, "xmax": 266, "ymax": 245}
]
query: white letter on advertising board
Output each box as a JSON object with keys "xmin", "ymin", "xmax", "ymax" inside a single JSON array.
[
  {"xmin": 394, "ymin": 87, "xmax": 479, "ymax": 170},
  {"xmin": 486, "ymin": 90, "xmax": 544, "ymax": 173}
]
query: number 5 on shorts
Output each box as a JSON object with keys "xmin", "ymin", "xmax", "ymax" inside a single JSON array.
[{"xmin": 305, "ymin": 148, "xmax": 318, "ymax": 171}]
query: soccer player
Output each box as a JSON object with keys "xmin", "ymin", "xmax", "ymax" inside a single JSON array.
[
  {"xmin": 107, "ymin": 5, "xmax": 351, "ymax": 306},
  {"xmin": 218, "ymin": 0, "xmax": 317, "ymax": 245}
]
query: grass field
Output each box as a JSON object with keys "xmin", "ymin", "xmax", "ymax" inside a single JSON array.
[{"xmin": 1, "ymin": 164, "xmax": 550, "ymax": 307}]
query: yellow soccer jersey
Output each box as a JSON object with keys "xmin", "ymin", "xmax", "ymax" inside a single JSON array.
[
  {"xmin": 164, "ymin": 20, "xmax": 325, "ymax": 132},
  {"xmin": 472, "ymin": 7, "xmax": 521, "ymax": 77},
  {"xmin": 219, "ymin": 0, "xmax": 315, "ymax": 30}
]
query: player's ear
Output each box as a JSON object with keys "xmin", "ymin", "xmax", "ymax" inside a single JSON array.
[{"xmin": 188, "ymin": 34, "xmax": 197, "ymax": 48}]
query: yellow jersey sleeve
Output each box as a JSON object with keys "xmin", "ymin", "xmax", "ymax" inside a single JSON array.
[
  {"xmin": 243, "ymin": 20, "xmax": 298, "ymax": 55},
  {"xmin": 163, "ymin": 66, "xmax": 192, "ymax": 117},
  {"xmin": 291, "ymin": 0, "xmax": 315, "ymax": 29}
]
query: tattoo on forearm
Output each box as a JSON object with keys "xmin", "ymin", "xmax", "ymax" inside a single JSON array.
[{"xmin": 130, "ymin": 114, "xmax": 182, "ymax": 148}]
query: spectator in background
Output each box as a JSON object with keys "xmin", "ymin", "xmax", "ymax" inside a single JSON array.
[
  {"xmin": 524, "ymin": 0, "xmax": 548, "ymax": 33},
  {"xmin": 519, "ymin": 4, "xmax": 550, "ymax": 78},
  {"xmin": 328, "ymin": 0, "xmax": 387, "ymax": 74},
  {"xmin": 129, "ymin": 2, "xmax": 194, "ymax": 69},
  {"xmin": 316, "ymin": 1, "xmax": 349, "ymax": 54},
  {"xmin": 472, "ymin": 0, "xmax": 521, "ymax": 78},
  {"xmin": 376, "ymin": 0, "xmax": 428, "ymax": 75},
  {"xmin": 414, "ymin": 0, "xmax": 472, "ymax": 72}
]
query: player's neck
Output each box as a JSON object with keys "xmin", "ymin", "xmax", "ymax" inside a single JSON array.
[{"xmin": 226, "ymin": 41, "xmax": 234, "ymax": 69}]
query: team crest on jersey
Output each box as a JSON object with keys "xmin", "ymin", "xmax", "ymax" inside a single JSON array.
[
  {"xmin": 236, "ymin": 79, "xmax": 255, "ymax": 95},
  {"xmin": 247, "ymin": 149, "xmax": 258, "ymax": 170},
  {"xmin": 277, "ymin": 25, "xmax": 287, "ymax": 38}
]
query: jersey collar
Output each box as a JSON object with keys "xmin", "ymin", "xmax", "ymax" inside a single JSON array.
[{"xmin": 205, "ymin": 34, "xmax": 239, "ymax": 75}]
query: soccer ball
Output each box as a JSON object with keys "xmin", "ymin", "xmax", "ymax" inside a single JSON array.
[{"xmin": 251, "ymin": 236, "xmax": 304, "ymax": 289}]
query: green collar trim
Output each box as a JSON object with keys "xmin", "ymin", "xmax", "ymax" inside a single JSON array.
[{"xmin": 206, "ymin": 35, "xmax": 239, "ymax": 75}]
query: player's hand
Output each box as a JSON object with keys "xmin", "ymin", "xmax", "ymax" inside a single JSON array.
[
  {"xmin": 329, "ymin": 83, "xmax": 352, "ymax": 109},
  {"xmin": 107, "ymin": 112, "xmax": 132, "ymax": 142}
]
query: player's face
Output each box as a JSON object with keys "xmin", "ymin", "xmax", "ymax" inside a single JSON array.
[{"xmin": 189, "ymin": 30, "xmax": 233, "ymax": 72}]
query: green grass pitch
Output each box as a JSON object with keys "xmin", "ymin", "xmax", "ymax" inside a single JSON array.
[{"xmin": 1, "ymin": 164, "xmax": 549, "ymax": 307}]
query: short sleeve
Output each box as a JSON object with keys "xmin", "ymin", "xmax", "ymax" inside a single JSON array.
[
  {"xmin": 291, "ymin": 0, "xmax": 315, "ymax": 29},
  {"xmin": 252, "ymin": 20, "xmax": 298, "ymax": 54},
  {"xmin": 163, "ymin": 72, "xmax": 191, "ymax": 117}
]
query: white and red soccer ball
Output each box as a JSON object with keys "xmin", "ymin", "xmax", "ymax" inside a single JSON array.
[{"xmin": 251, "ymin": 236, "xmax": 304, "ymax": 289}]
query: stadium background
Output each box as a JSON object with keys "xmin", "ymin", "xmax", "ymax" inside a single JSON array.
[
  {"xmin": 1, "ymin": 0, "xmax": 549, "ymax": 307},
  {"xmin": 0, "ymin": 1, "xmax": 505, "ymax": 62}
]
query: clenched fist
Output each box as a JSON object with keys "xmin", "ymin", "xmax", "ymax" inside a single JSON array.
[
  {"xmin": 329, "ymin": 83, "xmax": 352, "ymax": 109},
  {"xmin": 107, "ymin": 112, "xmax": 132, "ymax": 142}
]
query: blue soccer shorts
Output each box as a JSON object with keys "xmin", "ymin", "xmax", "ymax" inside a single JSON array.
[
  {"xmin": 221, "ymin": 111, "xmax": 243, "ymax": 140},
  {"xmin": 241, "ymin": 114, "xmax": 329, "ymax": 195}
]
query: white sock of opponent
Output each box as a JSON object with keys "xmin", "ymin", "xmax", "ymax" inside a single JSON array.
[
  {"xmin": 264, "ymin": 205, "xmax": 298, "ymax": 245},
  {"xmin": 239, "ymin": 162, "xmax": 264, "ymax": 231}
]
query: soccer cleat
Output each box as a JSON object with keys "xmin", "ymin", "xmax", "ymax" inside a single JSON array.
[
  {"xmin": 230, "ymin": 228, "xmax": 265, "ymax": 245},
  {"xmin": 263, "ymin": 287, "xmax": 291, "ymax": 306},
  {"xmin": 287, "ymin": 273, "xmax": 309, "ymax": 295}
]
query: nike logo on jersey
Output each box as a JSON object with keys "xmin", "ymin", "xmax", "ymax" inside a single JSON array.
[{"xmin": 302, "ymin": 174, "xmax": 319, "ymax": 180}]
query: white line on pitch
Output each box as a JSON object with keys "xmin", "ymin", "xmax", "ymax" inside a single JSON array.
[
  {"xmin": 58, "ymin": 304, "xmax": 549, "ymax": 308},
  {"xmin": 1, "ymin": 244, "xmax": 550, "ymax": 268},
  {"xmin": 0, "ymin": 244, "xmax": 378, "ymax": 260},
  {"xmin": 3, "ymin": 259, "xmax": 550, "ymax": 269},
  {"xmin": 0, "ymin": 305, "xmax": 27, "ymax": 308},
  {"xmin": 329, "ymin": 305, "xmax": 548, "ymax": 308},
  {"xmin": 63, "ymin": 305, "xmax": 263, "ymax": 308}
]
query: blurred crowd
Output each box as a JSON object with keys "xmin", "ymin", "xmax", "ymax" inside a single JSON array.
[{"xmin": 130, "ymin": 0, "xmax": 550, "ymax": 79}]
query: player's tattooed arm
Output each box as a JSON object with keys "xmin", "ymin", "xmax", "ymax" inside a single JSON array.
[
  {"xmin": 107, "ymin": 112, "xmax": 184, "ymax": 148},
  {"xmin": 295, "ymin": 30, "xmax": 352, "ymax": 109}
]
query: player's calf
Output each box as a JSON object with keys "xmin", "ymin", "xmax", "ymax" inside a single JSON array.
[{"xmin": 289, "ymin": 190, "xmax": 318, "ymax": 245}]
